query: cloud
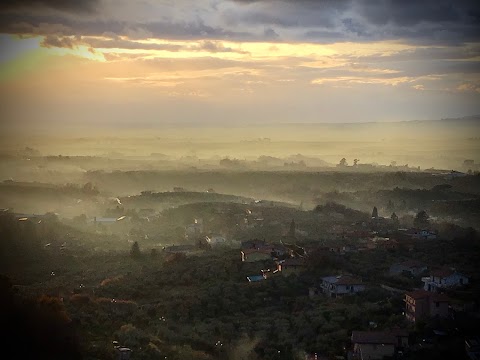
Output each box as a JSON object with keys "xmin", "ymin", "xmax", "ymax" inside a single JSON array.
[
  {"xmin": 228, "ymin": 0, "xmax": 480, "ymax": 44},
  {"xmin": 40, "ymin": 34, "xmax": 77, "ymax": 48},
  {"xmin": 0, "ymin": 0, "xmax": 478, "ymax": 45},
  {"xmin": 0, "ymin": 0, "xmax": 99, "ymax": 14},
  {"xmin": 457, "ymin": 82, "xmax": 480, "ymax": 93}
]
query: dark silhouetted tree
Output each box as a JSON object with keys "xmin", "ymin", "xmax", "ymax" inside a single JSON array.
[
  {"xmin": 414, "ymin": 210, "xmax": 430, "ymax": 229},
  {"xmin": 339, "ymin": 158, "xmax": 347, "ymax": 166},
  {"xmin": 391, "ymin": 212, "xmax": 399, "ymax": 225},
  {"xmin": 130, "ymin": 241, "xmax": 141, "ymax": 258}
]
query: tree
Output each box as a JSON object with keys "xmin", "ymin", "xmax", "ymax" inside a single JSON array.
[
  {"xmin": 414, "ymin": 210, "xmax": 430, "ymax": 229},
  {"xmin": 353, "ymin": 159, "xmax": 359, "ymax": 166},
  {"xmin": 338, "ymin": 158, "xmax": 347, "ymax": 166},
  {"xmin": 371, "ymin": 206, "xmax": 378, "ymax": 219},
  {"xmin": 391, "ymin": 212, "xmax": 399, "ymax": 225},
  {"xmin": 130, "ymin": 241, "xmax": 141, "ymax": 258}
]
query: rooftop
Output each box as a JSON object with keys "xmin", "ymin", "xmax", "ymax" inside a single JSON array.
[
  {"xmin": 405, "ymin": 290, "xmax": 449, "ymax": 302},
  {"xmin": 322, "ymin": 275, "xmax": 362, "ymax": 285},
  {"xmin": 241, "ymin": 248, "xmax": 273, "ymax": 255},
  {"xmin": 431, "ymin": 268, "xmax": 459, "ymax": 278}
]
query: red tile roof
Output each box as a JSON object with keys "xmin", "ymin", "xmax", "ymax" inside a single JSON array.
[
  {"xmin": 405, "ymin": 290, "xmax": 449, "ymax": 302},
  {"xmin": 431, "ymin": 268, "xmax": 455, "ymax": 278},
  {"xmin": 405, "ymin": 290, "xmax": 430, "ymax": 300}
]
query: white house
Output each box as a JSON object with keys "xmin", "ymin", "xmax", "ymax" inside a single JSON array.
[
  {"xmin": 321, "ymin": 275, "xmax": 365, "ymax": 298},
  {"xmin": 423, "ymin": 269, "xmax": 469, "ymax": 292}
]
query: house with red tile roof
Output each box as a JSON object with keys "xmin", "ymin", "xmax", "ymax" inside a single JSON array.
[
  {"xmin": 275, "ymin": 257, "xmax": 306, "ymax": 275},
  {"xmin": 404, "ymin": 290, "xmax": 449, "ymax": 322},
  {"xmin": 321, "ymin": 275, "xmax": 365, "ymax": 298},
  {"xmin": 423, "ymin": 268, "xmax": 469, "ymax": 292},
  {"xmin": 351, "ymin": 331, "xmax": 396, "ymax": 360}
]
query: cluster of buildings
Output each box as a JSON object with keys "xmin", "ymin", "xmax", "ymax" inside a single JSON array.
[
  {"xmin": 240, "ymin": 238, "xmax": 308, "ymax": 282},
  {"xmin": 403, "ymin": 268, "xmax": 469, "ymax": 322},
  {"xmin": 348, "ymin": 265, "xmax": 471, "ymax": 360}
]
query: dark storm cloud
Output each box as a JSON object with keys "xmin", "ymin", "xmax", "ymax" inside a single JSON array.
[
  {"xmin": 0, "ymin": 0, "xmax": 99, "ymax": 14},
  {"xmin": 230, "ymin": 0, "xmax": 480, "ymax": 44},
  {"xmin": 0, "ymin": 13, "xmax": 254, "ymax": 41},
  {"xmin": 0, "ymin": 0, "xmax": 478, "ymax": 45},
  {"xmin": 357, "ymin": 0, "xmax": 471, "ymax": 26}
]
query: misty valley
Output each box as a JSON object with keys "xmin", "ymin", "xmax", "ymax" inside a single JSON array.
[{"xmin": 1, "ymin": 122, "xmax": 480, "ymax": 360}]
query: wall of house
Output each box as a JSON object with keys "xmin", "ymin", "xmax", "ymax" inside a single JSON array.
[
  {"xmin": 355, "ymin": 343, "xmax": 395, "ymax": 360},
  {"xmin": 336, "ymin": 284, "xmax": 365, "ymax": 294},
  {"xmin": 405, "ymin": 296, "xmax": 429, "ymax": 322},
  {"xmin": 431, "ymin": 273, "xmax": 468, "ymax": 287},
  {"xmin": 429, "ymin": 300, "xmax": 449, "ymax": 318},
  {"xmin": 323, "ymin": 283, "xmax": 365, "ymax": 297},
  {"xmin": 445, "ymin": 274, "xmax": 468, "ymax": 286}
]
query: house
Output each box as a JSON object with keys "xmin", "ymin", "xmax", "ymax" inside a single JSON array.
[
  {"xmin": 351, "ymin": 331, "xmax": 396, "ymax": 360},
  {"xmin": 423, "ymin": 269, "xmax": 469, "ymax": 291},
  {"xmin": 321, "ymin": 275, "xmax": 365, "ymax": 298},
  {"xmin": 404, "ymin": 290, "xmax": 449, "ymax": 322},
  {"xmin": 389, "ymin": 260, "xmax": 427, "ymax": 276},
  {"xmin": 276, "ymin": 257, "xmax": 306, "ymax": 275},
  {"xmin": 241, "ymin": 248, "xmax": 273, "ymax": 262}
]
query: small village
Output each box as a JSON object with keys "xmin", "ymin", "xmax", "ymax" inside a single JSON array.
[{"xmin": 2, "ymin": 186, "xmax": 480, "ymax": 360}]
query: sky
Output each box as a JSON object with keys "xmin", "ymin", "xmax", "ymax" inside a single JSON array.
[{"xmin": 0, "ymin": 0, "xmax": 479, "ymax": 127}]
